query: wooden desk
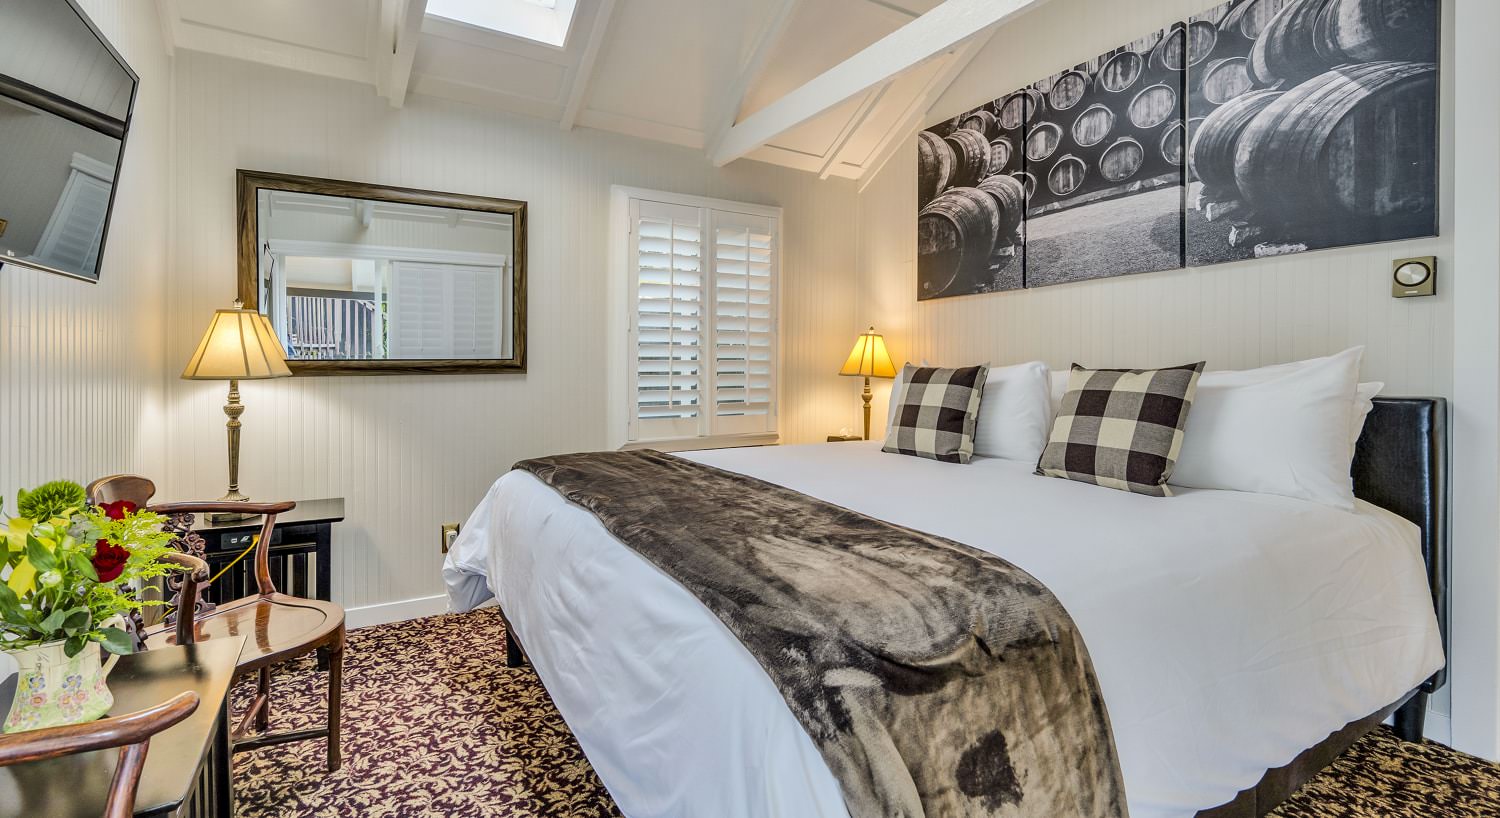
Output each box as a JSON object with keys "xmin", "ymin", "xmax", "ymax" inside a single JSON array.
[
  {"xmin": 0, "ymin": 638, "xmax": 242, "ymax": 818},
  {"xmin": 191, "ymin": 498, "xmax": 345, "ymax": 606}
]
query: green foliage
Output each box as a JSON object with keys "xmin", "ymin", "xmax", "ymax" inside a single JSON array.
[
  {"xmin": 15, "ymin": 480, "xmax": 86, "ymax": 522},
  {"xmin": 1, "ymin": 489, "xmax": 183, "ymax": 657}
]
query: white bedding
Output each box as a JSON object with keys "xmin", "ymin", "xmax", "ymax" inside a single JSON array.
[{"xmin": 444, "ymin": 441, "xmax": 1443, "ymax": 818}]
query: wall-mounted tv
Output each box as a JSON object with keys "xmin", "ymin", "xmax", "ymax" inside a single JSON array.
[{"xmin": 0, "ymin": 0, "xmax": 138, "ymax": 283}]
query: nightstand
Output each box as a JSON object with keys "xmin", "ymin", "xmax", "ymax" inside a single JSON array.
[{"xmin": 827, "ymin": 434, "xmax": 864, "ymax": 442}]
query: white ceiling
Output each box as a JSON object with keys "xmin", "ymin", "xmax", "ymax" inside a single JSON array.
[{"xmin": 154, "ymin": 0, "xmax": 986, "ymax": 182}]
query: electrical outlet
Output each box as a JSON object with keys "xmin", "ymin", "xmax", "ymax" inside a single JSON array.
[{"xmin": 441, "ymin": 522, "xmax": 460, "ymax": 554}]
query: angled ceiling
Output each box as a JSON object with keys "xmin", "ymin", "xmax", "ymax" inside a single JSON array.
[{"xmin": 155, "ymin": 0, "xmax": 1002, "ymax": 182}]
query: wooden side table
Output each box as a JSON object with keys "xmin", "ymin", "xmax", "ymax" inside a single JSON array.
[
  {"xmin": 191, "ymin": 498, "xmax": 345, "ymax": 606},
  {"xmin": 0, "ymin": 638, "xmax": 243, "ymax": 818},
  {"xmin": 827, "ymin": 434, "xmax": 864, "ymax": 442}
]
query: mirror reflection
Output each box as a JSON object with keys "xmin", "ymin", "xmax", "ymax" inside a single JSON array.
[{"xmin": 254, "ymin": 191, "xmax": 516, "ymax": 362}]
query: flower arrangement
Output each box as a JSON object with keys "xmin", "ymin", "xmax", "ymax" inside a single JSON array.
[{"xmin": 1, "ymin": 481, "xmax": 181, "ymax": 658}]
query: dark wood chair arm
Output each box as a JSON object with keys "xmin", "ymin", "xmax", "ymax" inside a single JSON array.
[
  {"xmin": 148, "ymin": 501, "xmax": 296, "ymax": 516},
  {"xmin": 0, "ymin": 690, "xmax": 199, "ymax": 766},
  {"xmin": 158, "ymin": 553, "xmax": 209, "ymax": 646}
]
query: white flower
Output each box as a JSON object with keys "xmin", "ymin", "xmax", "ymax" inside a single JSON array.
[{"xmin": 38, "ymin": 570, "xmax": 62, "ymax": 588}]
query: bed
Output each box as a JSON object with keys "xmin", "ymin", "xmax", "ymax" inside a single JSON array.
[{"xmin": 444, "ymin": 397, "xmax": 1448, "ymax": 818}]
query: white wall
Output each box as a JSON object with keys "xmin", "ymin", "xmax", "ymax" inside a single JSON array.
[
  {"xmin": 855, "ymin": 0, "xmax": 1500, "ymax": 754},
  {"xmin": 0, "ymin": 0, "xmax": 171, "ymax": 505},
  {"xmin": 163, "ymin": 52, "xmax": 863, "ymax": 619}
]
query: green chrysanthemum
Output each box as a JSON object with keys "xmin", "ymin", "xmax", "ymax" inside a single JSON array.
[{"xmin": 16, "ymin": 479, "xmax": 87, "ymax": 521}]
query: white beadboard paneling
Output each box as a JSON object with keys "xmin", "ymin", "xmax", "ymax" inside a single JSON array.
[
  {"xmin": 165, "ymin": 52, "xmax": 863, "ymax": 611},
  {"xmin": 0, "ymin": 0, "xmax": 171, "ymax": 504}
]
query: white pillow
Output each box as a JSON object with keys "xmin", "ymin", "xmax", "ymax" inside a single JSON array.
[
  {"xmin": 972, "ymin": 361, "xmax": 1052, "ymax": 462},
  {"xmin": 889, "ymin": 361, "xmax": 1052, "ymax": 462},
  {"xmin": 1170, "ymin": 347, "xmax": 1364, "ymax": 508},
  {"xmin": 1351, "ymin": 381, "xmax": 1383, "ymax": 449}
]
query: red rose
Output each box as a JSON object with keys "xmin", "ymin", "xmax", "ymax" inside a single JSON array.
[
  {"xmin": 99, "ymin": 500, "xmax": 137, "ymax": 520},
  {"xmin": 92, "ymin": 540, "xmax": 130, "ymax": 582}
]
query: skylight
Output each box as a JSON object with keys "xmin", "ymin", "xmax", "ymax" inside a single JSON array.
[{"xmin": 426, "ymin": 0, "xmax": 578, "ymax": 48}]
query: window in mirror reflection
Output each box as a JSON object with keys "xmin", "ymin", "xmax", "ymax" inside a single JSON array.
[{"xmin": 256, "ymin": 191, "xmax": 514, "ymax": 361}]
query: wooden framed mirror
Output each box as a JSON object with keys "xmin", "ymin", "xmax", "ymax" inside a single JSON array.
[{"xmin": 236, "ymin": 170, "xmax": 527, "ymax": 375}]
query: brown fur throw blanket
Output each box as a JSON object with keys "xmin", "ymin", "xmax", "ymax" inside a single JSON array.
[{"xmin": 515, "ymin": 449, "xmax": 1127, "ymax": 818}]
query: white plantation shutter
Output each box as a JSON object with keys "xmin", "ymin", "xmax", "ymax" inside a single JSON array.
[
  {"xmin": 625, "ymin": 194, "xmax": 778, "ymax": 445},
  {"xmin": 711, "ymin": 210, "xmax": 777, "ymax": 435}
]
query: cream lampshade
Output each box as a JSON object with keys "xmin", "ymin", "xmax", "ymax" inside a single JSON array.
[
  {"xmin": 182, "ymin": 302, "xmax": 290, "ymax": 510},
  {"xmin": 838, "ymin": 327, "xmax": 897, "ymax": 441}
]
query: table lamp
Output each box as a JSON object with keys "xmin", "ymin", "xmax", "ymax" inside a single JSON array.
[
  {"xmin": 181, "ymin": 301, "xmax": 290, "ymax": 519},
  {"xmin": 838, "ymin": 327, "xmax": 897, "ymax": 440}
]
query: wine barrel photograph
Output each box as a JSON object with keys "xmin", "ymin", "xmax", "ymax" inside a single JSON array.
[
  {"xmin": 1023, "ymin": 21, "xmax": 1186, "ymax": 288},
  {"xmin": 1186, "ymin": 0, "xmax": 1439, "ymax": 265},
  {"xmin": 914, "ymin": 0, "xmax": 1437, "ymax": 298}
]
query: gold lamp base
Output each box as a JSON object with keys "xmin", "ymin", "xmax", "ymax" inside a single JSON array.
[{"xmin": 207, "ymin": 380, "xmax": 260, "ymax": 524}]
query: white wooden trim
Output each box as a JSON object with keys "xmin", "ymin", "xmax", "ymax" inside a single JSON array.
[
  {"xmin": 69, "ymin": 152, "xmax": 116, "ymax": 181},
  {"xmin": 574, "ymin": 109, "xmax": 706, "ymax": 149},
  {"xmin": 154, "ymin": 0, "xmax": 182, "ymax": 56},
  {"xmin": 171, "ymin": 20, "xmax": 372, "ymax": 85},
  {"xmin": 382, "ymin": 0, "xmax": 430, "ymax": 108},
  {"xmin": 710, "ymin": 0, "xmax": 1054, "ymax": 167},
  {"xmin": 609, "ymin": 186, "xmax": 783, "ymax": 221},
  {"xmin": 704, "ymin": 0, "xmax": 802, "ymax": 161},
  {"xmin": 347, "ymin": 593, "xmax": 450, "ymax": 629},
  {"xmin": 620, "ymin": 433, "xmax": 780, "ymax": 453},
  {"xmin": 265, "ymin": 238, "xmax": 507, "ymax": 269},
  {"xmin": 607, "ymin": 186, "xmax": 783, "ymax": 451},
  {"xmin": 817, "ymin": 82, "xmax": 891, "ymax": 180},
  {"xmin": 560, "ymin": 0, "xmax": 618, "ymax": 130},
  {"xmin": 1450, "ymin": 0, "xmax": 1500, "ymax": 760},
  {"xmin": 857, "ymin": 31, "xmax": 993, "ymax": 191}
]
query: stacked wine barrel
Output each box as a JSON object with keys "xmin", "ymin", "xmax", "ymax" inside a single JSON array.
[
  {"xmin": 1186, "ymin": 0, "xmax": 1438, "ymax": 245},
  {"xmin": 1016, "ymin": 24, "xmax": 1201, "ymax": 213},
  {"xmin": 917, "ymin": 113, "xmax": 1027, "ymax": 297}
]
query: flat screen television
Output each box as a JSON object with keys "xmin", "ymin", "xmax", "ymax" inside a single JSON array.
[{"xmin": 0, "ymin": 0, "xmax": 138, "ymax": 282}]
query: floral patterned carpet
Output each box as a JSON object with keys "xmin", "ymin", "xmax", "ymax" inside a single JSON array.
[{"xmin": 233, "ymin": 609, "xmax": 1500, "ymax": 817}]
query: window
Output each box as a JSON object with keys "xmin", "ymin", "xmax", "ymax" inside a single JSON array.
[
  {"xmin": 609, "ymin": 187, "xmax": 780, "ymax": 450},
  {"xmin": 426, "ymin": 0, "xmax": 578, "ymax": 47}
]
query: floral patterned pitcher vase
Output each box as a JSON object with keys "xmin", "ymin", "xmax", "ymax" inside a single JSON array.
[{"xmin": 3, "ymin": 639, "xmax": 120, "ymax": 733}]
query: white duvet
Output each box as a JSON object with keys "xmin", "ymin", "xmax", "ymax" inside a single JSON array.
[{"xmin": 444, "ymin": 441, "xmax": 1443, "ymax": 818}]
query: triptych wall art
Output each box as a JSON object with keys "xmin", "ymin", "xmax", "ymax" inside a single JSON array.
[{"xmin": 915, "ymin": 0, "xmax": 1440, "ymax": 300}]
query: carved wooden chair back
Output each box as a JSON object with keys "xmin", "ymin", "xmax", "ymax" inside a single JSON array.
[{"xmin": 0, "ymin": 691, "xmax": 199, "ymax": 818}]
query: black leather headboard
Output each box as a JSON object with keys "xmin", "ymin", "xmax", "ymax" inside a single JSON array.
[{"xmin": 1351, "ymin": 397, "xmax": 1448, "ymax": 692}]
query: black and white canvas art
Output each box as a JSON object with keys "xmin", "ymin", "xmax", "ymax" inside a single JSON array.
[
  {"xmin": 1185, "ymin": 0, "xmax": 1439, "ymax": 265},
  {"xmin": 916, "ymin": 0, "xmax": 1441, "ymax": 301},
  {"xmin": 1023, "ymin": 26, "xmax": 1186, "ymax": 287},
  {"xmin": 917, "ymin": 94, "xmax": 1028, "ymax": 299}
]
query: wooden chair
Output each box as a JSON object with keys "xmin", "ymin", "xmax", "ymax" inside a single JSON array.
[
  {"xmin": 86, "ymin": 475, "xmax": 346, "ymax": 772},
  {"xmin": 0, "ymin": 691, "xmax": 199, "ymax": 818}
]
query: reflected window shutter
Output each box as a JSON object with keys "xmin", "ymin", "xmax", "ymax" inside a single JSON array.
[
  {"xmin": 631, "ymin": 200, "xmax": 705, "ymax": 441},
  {"xmin": 710, "ymin": 211, "xmax": 777, "ymax": 436}
]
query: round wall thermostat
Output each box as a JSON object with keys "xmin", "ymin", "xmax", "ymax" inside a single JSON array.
[
  {"xmin": 1391, "ymin": 256, "xmax": 1437, "ymax": 298},
  {"xmin": 1394, "ymin": 260, "xmax": 1431, "ymax": 287}
]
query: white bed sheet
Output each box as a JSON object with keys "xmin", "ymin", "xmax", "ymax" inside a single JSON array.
[{"xmin": 444, "ymin": 441, "xmax": 1443, "ymax": 818}]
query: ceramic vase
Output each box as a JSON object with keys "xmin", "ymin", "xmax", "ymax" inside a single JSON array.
[{"xmin": 2, "ymin": 637, "xmax": 121, "ymax": 733}]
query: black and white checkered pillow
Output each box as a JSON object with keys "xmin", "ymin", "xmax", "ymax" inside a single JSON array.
[
  {"xmin": 1035, "ymin": 362, "xmax": 1205, "ymax": 496},
  {"xmin": 882, "ymin": 364, "xmax": 989, "ymax": 463}
]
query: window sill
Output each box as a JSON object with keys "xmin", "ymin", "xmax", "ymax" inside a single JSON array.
[{"xmin": 621, "ymin": 433, "xmax": 780, "ymax": 453}]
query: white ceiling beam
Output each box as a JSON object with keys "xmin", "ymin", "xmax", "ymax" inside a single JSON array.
[
  {"xmin": 816, "ymin": 82, "xmax": 891, "ymax": 180},
  {"xmin": 381, "ymin": 0, "xmax": 430, "ymax": 108},
  {"xmin": 856, "ymin": 30, "xmax": 991, "ymax": 192},
  {"xmin": 704, "ymin": 0, "xmax": 802, "ymax": 161},
  {"xmin": 710, "ymin": 0, "xmax": 1051, "ymax": 167},
  {"xmin": 560, "ymin": 0, "xmax": 618, "ymax": 130}
]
